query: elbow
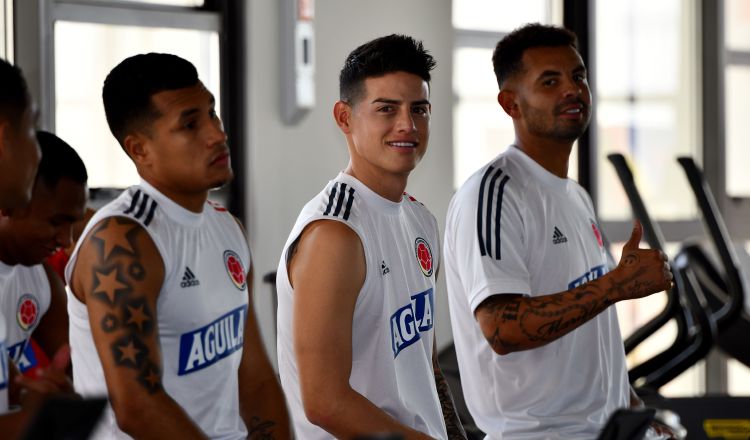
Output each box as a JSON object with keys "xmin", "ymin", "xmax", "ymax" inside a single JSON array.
[
  {"xmin": 110, "ymin": 396, "xmax": 151, "ymax": 436},
  {"xmin": 301, "ymin": 386, "xmax": 345, "ymax": 432},
  {"xmin": 479, "ymin": 323, "xmax": 518, "ymax": 356}
]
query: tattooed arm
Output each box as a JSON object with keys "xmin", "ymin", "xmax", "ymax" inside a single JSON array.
[
  {"xmin": 238, "ymin": 266, "xmax": 291, "ymax": 439},
  {"xmin": 432, "ymin": 337, "xmax": 467, "ymax": 440},
  {"xmin": 291, "ymin": 220, "xmax": 434, "ymax": 440},
  {"xmin": 475, "ymin": 221, "xmax": 673, "ymax": 355},
  {"xmin": 70, "ymin": 217, "xmax": 206, "ymax": 439}
]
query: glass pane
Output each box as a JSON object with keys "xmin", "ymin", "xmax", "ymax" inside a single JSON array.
[
  {"xmin": 453, "ymin": 0, "xmax": 550, "ymax": 32},
  {"xmin": 726, "ymin": 66, "xmax": 750, "ymax": 197},
  {"xmin": 104, "ymin": 0, "xmax": 204, "ymax": 6},
  {"xmin": 596, "ymin": 0, "xmax": 698, "ymax": 221},
  {"xmin": 0, "ymin": 0, "xmax": 8, "ymax": 60},
  {"xmin": 728, "ymin": 359, "xmax": 750, "ymax": 395},
  {"xmin": 54, "ymin": 21, "xmax": 220, "ymax": 189},
  {"xmin": 453, "ymin": 48, "xmax": 514, "ymax": 187},
  {"xmin": 726, "ymin": 0, "xmax": 750, "ymax": 51}
]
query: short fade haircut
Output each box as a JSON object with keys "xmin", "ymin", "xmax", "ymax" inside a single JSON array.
[
  {"xmin": 35, "ymin": 131, "xmax": 88, "ymax": 189},
  {"xmin": 102, "ymin": 53, "xmax": 199, "ymax": 147},
  {"xmin": 492, "ymin": 23, "xmax": 578, "ymax": 89},
  {"xmin": 0, "ymin": 58, "xmax": 31, "ymax": 124},
  {"xmin": 339, "ymin": 34, "xmax": 436, "ymax": 105}
]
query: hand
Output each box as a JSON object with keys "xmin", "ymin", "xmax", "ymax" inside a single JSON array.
[
  {"xmin": 612, "ymin": 220, "xmax": 673, "ymax": 301},
  {"xmin": 650, "ymin": 420, "xmax": 679, "ymax": 439},
  {"xmin": 15, "ymin": 345, "xmax": 78, "ymax": 409}
]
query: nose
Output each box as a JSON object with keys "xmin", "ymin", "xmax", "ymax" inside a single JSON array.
[
  {"xmin": 395, "ymin": 107, "xmax": 417, "ymax": 133},
  {"xmin": 56, "ymin": 224, "xmax": 73, "ymax": 249},
  {"xmin": 561, "ymin": 76, "xmax": 583, "ymax": 98},
  {"xmin": 207, "ymin": 117, "xmax": 228, "ymax": 146}
]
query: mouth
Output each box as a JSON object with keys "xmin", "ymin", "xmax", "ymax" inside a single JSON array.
[
  {"xmin": 386, "ymin": 140, "xmax": 419, "ymax": 149},
  {"xmin": 557, "ymin": 101, "xmax": 588, "ymax": 118},
  {"xmin": 209, "ymin": 150, "xmax": 231, "ymax": 166}
]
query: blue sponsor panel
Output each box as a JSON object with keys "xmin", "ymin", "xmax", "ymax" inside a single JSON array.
[
  {"xmin": 568, "ymin": 264, "xmax": 607, "ymax": 289},
  {"xmin": 7, "ymin": 340, "xmax": 38, "ymax": 373},
  {"xmin": 0, "ymin": 342, "xmax": 7, "ymax": 391},
  {"xmin": 390, "ymin": 288, "xmax": 435, "ymax": 358},
  {"xmin": 178, "ymin": 305, "xmax": 247, "ymax": 376}
]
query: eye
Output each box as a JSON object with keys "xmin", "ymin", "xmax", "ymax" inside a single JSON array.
[
  {"xmin": 377, "ymin": 105, "xmax": 394, "ymax": 113},
  {"xmin": 542, "ymin": 78, "xmax": 557, "ymax": 87},
  {"xmin": 412, "ymin": 106, "xmax": 429, "ymax": 115},
  {"xmin": 209, "ymin": 109, "xmax": 218, "ymax": 119},
  {"xmin": 184, "ymin": 120, "xmax": 197, "ymax": 130}
]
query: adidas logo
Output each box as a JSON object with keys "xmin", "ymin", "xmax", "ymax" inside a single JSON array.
[
  {"xmin": 552, "ymin": 226, "xmax": 568, "ymax": 244},
  {"xmin": 180, "ymin": 267, "xmax": 200, "ymax": 288}
]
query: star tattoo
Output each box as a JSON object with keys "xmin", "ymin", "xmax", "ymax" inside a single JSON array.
[
  {"xmin": 92, "ymin": 267, "xmax": 129, "ymax": 305},
  {"xmin": 93, "ymin": 219, "xmax": 137, "ymax": 259}
]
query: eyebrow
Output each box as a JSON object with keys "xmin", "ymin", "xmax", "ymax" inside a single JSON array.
[
  {"xmin": 536, "ymin": 65, "xmax": 587, "ymax": 80},
  {"xmin": 178, "ymin": 94, "xmax": 216, "ymax": 120},
  {"xmin": 370, "ymin": 98, "xmax": 431, "ymax": 106}
]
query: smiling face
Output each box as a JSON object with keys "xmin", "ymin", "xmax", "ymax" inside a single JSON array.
[
  {"xmin": 126, "ymin": 82, "xmax": 231, "ymax": 208},
  {"xmin": 511, "ymin": 45, "xmax": 592, "ymax": 143},
  {"xmin": 0, "ymin": 177, "xmax": 87, "ymax": 266},
  {"xmin": 335, "ymin": 71, "xmax": 431, "ymax": 190}
]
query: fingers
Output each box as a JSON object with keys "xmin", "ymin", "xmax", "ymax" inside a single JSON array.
[
  {"xmin": 50, "ymin": 344, "xmax": 71, "ymax": 372},
  {"xmin": 622, "ymin": 219, "xmax": 643, "ymax": 253}
]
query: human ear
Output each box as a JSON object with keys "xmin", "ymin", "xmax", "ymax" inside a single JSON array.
[
  {"xmin": 333, "ymin": 100, "xmax": 353, "ymax": 135},
  {"xmin": 498, "ymin": 89, "xmax": 519, "ymax": 118},
  {"xmin": 123, "ymin": 133, "xmax": 149, "ymax": 165}
]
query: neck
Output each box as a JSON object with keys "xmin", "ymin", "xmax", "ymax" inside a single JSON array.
[
  {"xmin": 344, "ymin": 162, "xmax": 407, "ymax": 203},
  {"xmin": 0, "ymin": 232, "xmax": 18, "ymax": 266},
  {"xmin": 141, "ymin": 177, "xmax": 207, "ymax": 213},
  {"xmin": 513, "ymin": 135, "xmax": 573, "ymax": 178}
]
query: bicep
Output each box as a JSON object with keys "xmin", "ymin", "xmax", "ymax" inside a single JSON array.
[
  {"xmin": 289, "ymin": 220, "xmax": 365, "ymax": 394},
  {"xmin": 71, "ymin": 217, "xmax": 166, "ymax": 401}
]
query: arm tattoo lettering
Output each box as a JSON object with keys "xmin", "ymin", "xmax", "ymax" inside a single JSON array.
[{"xmin": 433, "ymin": 365, "xmax": 467, "ymax": 440}]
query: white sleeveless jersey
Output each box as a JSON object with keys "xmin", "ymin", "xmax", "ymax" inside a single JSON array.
[
  {"xmin": 65, "ymin": 180, "xmax": 250, "ymax": 440},
  {"xmin": 0, "ymin": 312, "xmax": 8, "ymax": 414},
  {"xmin": 0, "ymin": 262, "xmax": 51, "ymax": 373},
  {"xmin": 277, "ymin": 172, "xmax": 447, "ymax": 440},
  {"xmin": 444, "ymin": 146, "xmax": 629, "ymax": 439}
]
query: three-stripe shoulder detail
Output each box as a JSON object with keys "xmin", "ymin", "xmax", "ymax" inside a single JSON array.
[
  {"xmin": 322, "ymin": 182, "xmax": 355, "ymax": 221},
  {"xmin": 123, "ymin": 189, "xmax": 159, "ymax": 226},
  {"xmin": 476, "ymin": 166, "xmax": 510, "ymax": 260}
]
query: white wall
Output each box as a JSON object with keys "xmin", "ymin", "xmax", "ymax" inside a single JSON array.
[{"xmin": 244, "ymin": 0, "xmax": 455, "ymax": 363}]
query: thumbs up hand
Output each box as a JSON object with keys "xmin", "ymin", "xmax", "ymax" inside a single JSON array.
[{"xmin": 612, "ymin": 220, "xmax": 674, "ymax": 301}]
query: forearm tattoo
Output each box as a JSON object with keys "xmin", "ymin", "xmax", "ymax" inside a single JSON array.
[
  {"xmin": 433, "ymin": 365, "xmax": 467, "ymax": 440},
  {"xmin": 246, "ymin": 416, "xmax": 277, "ymax": 440},
  {"xmin": 89, "ymin": 218, "xmax": 162, "ymax": 394},
  {"xmin": 483, "ymin": 266, "xmax": 655, "ymax": 353}
]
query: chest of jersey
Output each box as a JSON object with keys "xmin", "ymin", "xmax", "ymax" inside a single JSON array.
[
  {"xmin": 524, "ymin": 186, "xmax": 608, "ymax": 293},
  {"xmin": 353, "ymin": 209, "xmax": 438, "ymax": 361}
]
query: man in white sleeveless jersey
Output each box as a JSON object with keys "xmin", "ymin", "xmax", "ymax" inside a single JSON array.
[
  {"xmin": 443, "ymin": 24, "xmax": 676, "ymax": 439},
  {"xmin": 276, "ymin": 35, "xmax": 465, "ymax": 440},
  {"xmin": 65, "ymin": 53, "xmax": 290, "ymax": 439},
  {"xmin": 0, "ymin": 130, "xmax": 87, "ymax": 383},
  {"xmin": 0, "ymin": 58, "xmax": 46, "ymax": 437}
]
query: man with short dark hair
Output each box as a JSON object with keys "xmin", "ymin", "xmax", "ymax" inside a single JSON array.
[
  {"xmin": 444, "ymin": 24, "xmax": 674, "ymax": 439},
  {"xmin": 0, "ymin": 131, "xmax": 87, "ymax": 379},
  {"xmin": 277, "ymin": 35, "xmax": 465, "ymax": 440},
  {"xmin": 66, "ymin": 53, "xmax": 290, "ymax": 439}
]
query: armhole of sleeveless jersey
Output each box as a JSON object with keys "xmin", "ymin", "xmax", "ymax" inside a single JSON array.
[
  {"xmin": 65, "ymin": 214, "xmax": 171, "ymax": 287},
  {"xmin": 282, "ymin": 215, "xmax": 371, "ymax": 298}
]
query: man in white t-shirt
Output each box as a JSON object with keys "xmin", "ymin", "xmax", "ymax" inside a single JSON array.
[
  {"xmin": 444, "ymin": 24, "xmax": 675, "ymax": 439},
  {"xmin": 277, "ymin": 35, "xmax": 465, "ymax": 440},
  {"xmin": 65, "ymin": 53, "xmax": 290, "ymax": 439}
]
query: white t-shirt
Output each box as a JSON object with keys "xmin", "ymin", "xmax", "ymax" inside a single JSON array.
[
  {"xmin": 65, "ymin": 180, "xmax": 250, "ymax": 440},
  {"xmin": 277, "ymin": 172, "xmax": 447, "ymax": 440},
  {"xmin": 444, "ymin": 146, "xmax": 629, "ymax": 439},
  {"xmin": 0, "ymin": 262, "xmax": 51, "ymax": 372}
]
